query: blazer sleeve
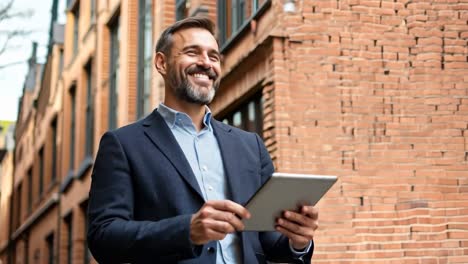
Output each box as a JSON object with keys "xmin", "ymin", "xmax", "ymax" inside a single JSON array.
[
  {"xmin": 254, "ymin": 134, "xmax": 314, "ymax": 264},
  {"xmin": 87, "ymin": 131, "xmax": 202, "ymax": 263}
]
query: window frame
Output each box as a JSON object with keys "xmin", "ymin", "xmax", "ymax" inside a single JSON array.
[
  {"xmin": 38, "ymin": 146, "xmax": 44, "ymax": 196},
  {"xmin": 85, "ymin": 61, "xmax": 94, "ymax": 156},
  {"xmin": 218, "ymin": 90, "xmax": 264, "ymax": 137},
  {"xmin": 15, "ymin": 183, "xmax": 22, "ymax": 229},
  {"xmin": 90, "ymin": 0, "xmax": 96, "ymax": 24},
  {"xmin": 217, "ymin": 0, "xmax": 271, "ymax": 51},
  {"xmin": 72, "ymin": 3, "xmax": 80, "ymax": 55},
  {"xmin": 64, "ymin": 213, "xmax": 73, "ymax": 264},
  {"xmin": 27, "ymin": 168, "xmax": 33, "ymax": 213},
  {"xmin": 137, "ymin": 0, "xmax": 153, "ymax": 118},
  {"xmin": 46, "ymin": 232, "xmax": 55, "ymax": 264},
  {"xmin": 50, "ymin": 117, "xmax": 58, "ymax": 184},
  {"xmin": 175, "ymin": 0, "xmax": 187, "ymax": 21},
  {"xmin": 109, "ymin": 18, "xmax": 120, "ymax": 130},
  {"xmin": 69, "ymin": 86, "xmax": 76, "ymax": 170}
]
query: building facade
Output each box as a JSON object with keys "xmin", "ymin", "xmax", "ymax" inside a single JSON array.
[
  {"xmin": 0, "ymin": 120, "xmax": 15, "ymax": 264},
  {"xmin": 2, "ymin": 0, "xmax": 468, "ymax": 263}
]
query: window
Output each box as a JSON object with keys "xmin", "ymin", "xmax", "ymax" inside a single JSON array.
[
  {"xmin": 109, "ymin": 18, "xmax": 120, "ymax": 130},
  {"xmin": 69, "ymin": 86, "xmax": 76, "ymax": 170},
  {"xmin": 27, "ymin": 168, "xmax": 33, "ymax": 213},
  {"xmin": 217, "ymin": 0, "xmax": 266, "ymax": 45},
  {"xmin": 137, "ymin": 0, "xmax": 153, "ymax": 118},
  {"xmin": 64, "ymin": 214, "xmax": 73, "ymax": 264},
  {"xmin": 24, "ymin": 237, "xmax": 29, "ymax": 264},
  {"xmin": 90, "ymin": 0, "xmax": 96, "ymax": 24},
  {"xmin": 51, "ymin": 118, "xmax": 58, "ymax": 183},
  {"xmin": 220, "ymin": 91, "xmax": 263, "ymax": 137},
  {"xmin": 72, "ymin": 4, "xmax": 80, "ymax": 55},
  {"xmin": 46, "ymin": 233, "xmax": 54, "ymax": 264},
  {"xmin": 15, "ymin": 183, "xmax": 22, "ymax": 228},
  {"xmin": 85, "ymin": 61, "xmax": 94, "ymax": 156},
  {"xmin": 59, "ymin": 49, "xmax": 64, "ymax": 73},
  {"xmin": 39, "ymin": 147, "xmax": 44, "ymax": 196},
  {"xmin": 176, "ymin": 0, "xmax": 188, "ymax": 21},
  {"xmin": 81, "ymin": 201, "xmax": 91, "ymax": 264}
]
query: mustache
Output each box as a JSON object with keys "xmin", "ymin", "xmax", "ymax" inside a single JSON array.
[{"xmin": 186, "ymin": 65, "xmax": 218, "ymax": 80}]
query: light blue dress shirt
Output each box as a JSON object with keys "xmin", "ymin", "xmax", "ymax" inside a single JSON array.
[
  {"xmin": 158, "ymin": 103, "xmax": 241, "ymax": 264},
  {"xmin": 157, "ymin": 103, "xmax": 311, "ymax": 263}
]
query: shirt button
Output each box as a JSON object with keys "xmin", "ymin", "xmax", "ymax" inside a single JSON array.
[
  {"xmin": 202, "ymin": 165, "xmax": 208, "ymax": 171},
  {"xmin": 207, "ymin": 247, "xmax": 215, "ymax": 253},
  {"xmin": 207, "ymin": 185, "xmax": 213, "ymax": 191}
]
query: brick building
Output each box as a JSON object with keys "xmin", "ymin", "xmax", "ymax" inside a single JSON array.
[
  {"xmin": 2, "ymin": 0, "xmax": 468, "ymax": 263},
  {"xmin": 0, "ymin": 120, "xmax": 15, "ymax": 264}
]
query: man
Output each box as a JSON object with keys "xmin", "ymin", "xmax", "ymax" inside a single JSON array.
[{"xmin": 87, "ymin": 17, "xmax": 318, "ymax": 264}]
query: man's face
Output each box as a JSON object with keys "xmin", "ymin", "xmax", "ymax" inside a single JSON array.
[{"xmin": 166, "ymin": 27, "xmax": 221, "ymax": 105}]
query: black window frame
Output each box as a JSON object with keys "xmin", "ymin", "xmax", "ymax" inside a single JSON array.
[
  {"xmin": 39, "ymin": 146, "xmax": 44, "ymax": 196},
  {"xmin": 50, "ymin": 117, "xmax": 58, "ymax": 183},
  {"xmin": 64, "ymin": 214, "xmax": 73, "ymax": 264},
  {"xmin": 81, "ymin": 201, "xmax": 91, "ymax": 264},
  {"xmin": 219, "ymin": 90, "xmax": 264, "ymax": 137},
  {"xmin": 85, "ymin": 61, "xmax": 94, "ymax": 156},
  {"xmin": 15, "ymin": 183, "xmax": 22, "ymax": 229},
  {"xmin": 137, "ymin": 0, "xmax": 153, "ymax": 118},
  {"xmin": 46, "ymin": 232, "xmax": 55, "ymax": 264},
  {"xmin": 217, "ymin": 0, "xmax": 269, "ymax": 48},
  {"xmin": 69, "ymin": 86, "xmax": 76, "ymax": 170},
  {"xmin": 27, "ymin": 168, "xmax": 33, "ymax": 213},
  {"xmin": 109, "ymin": 18, "xmax": 120, "ymax": 130}
]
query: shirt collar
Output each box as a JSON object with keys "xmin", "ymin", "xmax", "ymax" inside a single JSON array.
[{"xmin": 157, "ymin": 103, "xmax": 212, "ymax": 131}]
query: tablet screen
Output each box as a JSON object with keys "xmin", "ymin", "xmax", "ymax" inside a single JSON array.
[{"xmin": 243, "ymin": 172, "xmax": 337, "ymax": 231}]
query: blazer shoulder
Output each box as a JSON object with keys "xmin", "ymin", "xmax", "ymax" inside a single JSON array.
[{"xmin": 106, "ymin": 115, "xmax": 151, "ymax": 142}]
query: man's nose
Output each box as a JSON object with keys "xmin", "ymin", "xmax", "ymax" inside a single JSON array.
[{"xmin": 196, "ymin": 53, "xmax": 212, "ymax": 69}]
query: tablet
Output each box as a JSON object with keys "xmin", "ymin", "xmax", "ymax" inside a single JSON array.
[{"xmin": 243, "ymin": 172, "xmax": 337, "ymax": 231}]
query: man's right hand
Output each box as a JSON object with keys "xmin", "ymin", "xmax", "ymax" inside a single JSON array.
[{"xmin": 190, "ymin": 200, "xmax": 251, "ymax": 245}]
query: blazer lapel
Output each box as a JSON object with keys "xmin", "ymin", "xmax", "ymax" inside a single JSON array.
[
  {"xmin": 212, "ymin": 120, "xmax": 251, "ymax": 205},
  {"xmin": 142, "ymin": 110, "xmax": 204, "ymax": 200}
]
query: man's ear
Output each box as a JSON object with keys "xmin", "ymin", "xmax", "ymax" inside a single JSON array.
[{"xmin": 155, "ymin": 52, "xmax": 167, "ymax": 75}]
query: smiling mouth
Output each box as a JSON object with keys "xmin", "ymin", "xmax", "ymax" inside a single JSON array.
[
  {"xmin": 188, "ymin": 72, "xmax": 213, "ymax": 86},
  {"xmin": 191, "ymin": 73, "xmax": 210, "ymax": 80}
]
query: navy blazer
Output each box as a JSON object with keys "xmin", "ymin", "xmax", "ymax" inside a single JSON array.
[{"xmin": 87, "ymin": 110, "xmax": 313, "ymax": 263}]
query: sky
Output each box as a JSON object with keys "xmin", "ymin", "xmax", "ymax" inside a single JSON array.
[{"xmin": 0, "ymin": 0, "xmax": 67, "ymax": 121}]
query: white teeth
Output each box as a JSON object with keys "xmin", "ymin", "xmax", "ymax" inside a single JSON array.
[{"xmin": 193, "ymin": 73, "xmax": 209, "ymax": 80}]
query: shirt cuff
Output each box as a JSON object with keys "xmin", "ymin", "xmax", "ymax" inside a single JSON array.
[{"xmin": 289, "ymin": 240, "xmax": 312, "ymax": 258}]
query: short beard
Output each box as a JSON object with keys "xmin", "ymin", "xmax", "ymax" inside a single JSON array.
[{"xmin": 169, "ymin": 67, "xmax": 219, "ymax": 105}]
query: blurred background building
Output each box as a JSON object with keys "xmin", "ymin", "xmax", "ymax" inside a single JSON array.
[{"xmin": 0, "ymin": 0, "xmax": 467, "ymax": 263}]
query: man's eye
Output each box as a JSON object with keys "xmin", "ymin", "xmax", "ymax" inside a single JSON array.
[
  {"xmin": 186, "ymin": 50, "xmax": 197, "ymax": 56},
  {"xmin": 210, "ymin": 55, "xmax": 220, "ymax": 62}
]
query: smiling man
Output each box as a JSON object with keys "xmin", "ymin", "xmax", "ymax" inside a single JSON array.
[{"xmin": 87, "ymin": 17, "xmax": 318, "ymax": 264}]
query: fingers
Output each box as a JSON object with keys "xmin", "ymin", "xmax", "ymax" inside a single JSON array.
[
  {"xmin": 202, "ymin": 208, "xmax": 244, "ymax": 232},
  {"xmin": 190, "ymin": 200, "xmax": 250, "ymax": 245},
  {"xmin": 275, "ymin": 206, "xmax": 319, "ymax": 249},
  {"xmin": 207, "ymin": 200, "xmax": 251, "ymax": 219},
  {"xmin": 201, "ymin": 200, "xmax": 249, "ymax": 231},
  {"xmin": 275, "ymin": 226, "xmax": 311, "ymax": 249}
]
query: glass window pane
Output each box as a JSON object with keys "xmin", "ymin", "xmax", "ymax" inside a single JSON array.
[{"xmin": 233, "ymin": 111, "xmax": 242, "ymax": 127}]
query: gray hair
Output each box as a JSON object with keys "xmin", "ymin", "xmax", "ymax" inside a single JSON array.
[{"xmin": 155, "ymin": 17, "xmax": 217, "ymax": 56}]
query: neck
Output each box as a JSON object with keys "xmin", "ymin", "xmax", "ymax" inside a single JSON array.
[{"xmin": 164, "ymin": 93, "xmax": 206, "ymax": 132}]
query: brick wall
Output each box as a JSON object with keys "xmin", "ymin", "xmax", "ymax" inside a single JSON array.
[{"xmin": 271, "ymin": 0, "xmax": 468, "ymax": 263}]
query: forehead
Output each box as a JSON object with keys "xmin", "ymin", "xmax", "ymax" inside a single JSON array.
[{"xmin": 171, "ymin": 27, "xmax": 219, "ymax": 52}]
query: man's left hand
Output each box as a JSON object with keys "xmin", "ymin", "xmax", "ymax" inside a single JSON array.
[{"xmin": 275, "ymin": 206, "xmax": 319, "ymax": 250}]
